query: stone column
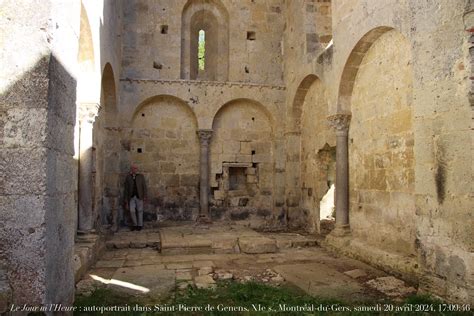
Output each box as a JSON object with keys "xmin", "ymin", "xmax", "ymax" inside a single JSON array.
[
  {"xmin": 197, "ymin": 129, "xmax": 213, "ymax": 223},
  {"xmin": 77, "ymin": 102, "xmax": 100, "ymax": 235},
  {"xmin": 327, "ymin": 113, "xmax": 351, "ymax": 236}
]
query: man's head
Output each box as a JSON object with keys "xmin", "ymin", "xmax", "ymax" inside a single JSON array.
[{"xmin": 130, "ymin": 165, "xmax": 138, "ymax": 175}]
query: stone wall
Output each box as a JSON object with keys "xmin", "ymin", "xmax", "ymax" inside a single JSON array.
[
  {"xmin": 300, "ymin": 79, "xmax": 335, "ymax": 232},
  {"xmin": 121, "ymin": 0, "xmax": 285, "ymax": 85},
  {"xmin": 283, "ymin": 0, "xmax": 473, "ymax": 303},
  {"xmin": 128, "ymin": 96, "xmax": 200, "ymax": 221},
  {"xmin": 209, "ymin": 100, "xmax": 275, "ymax": 226},
  {"xmin": 349, "ymin": 30, "xmax": 416, "ymax": 256},
  {"xmin": 0, "ymin": 0, "xmax": 78, "ymax": 305}
]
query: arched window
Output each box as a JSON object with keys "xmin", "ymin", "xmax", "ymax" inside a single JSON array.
[
  {"xmin": 181, "ymin": 0, "xmax": 229, "ymax": 81},
  {"xmin": 198, "ymin": 29, "xmax": 206, "ymax": 71}
]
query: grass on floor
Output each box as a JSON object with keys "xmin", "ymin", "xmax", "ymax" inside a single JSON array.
[{"xmin": 74, "ymin": 281, "xmax": 468, "ymax": 316}]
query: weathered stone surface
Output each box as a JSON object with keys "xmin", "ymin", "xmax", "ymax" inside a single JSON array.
[
  {"xmin": 194, "ymin": 275, "xmax": 216, "ymax": 289},
  {"xmin": 366, "ymin": 276, "xmax": 416, "ymax": 298},
  {"xmin": 110, "ymin": 266, "xmax": 175, "ymax": 297},
  {"xmin": 198, "ymin": 267, "xmax": 214, "ymax": 276},
  {"xmin": 238, "ymin": 237, "xmax": 278, "ymax": 254},
  {"xmin": 274, "ymin": 263, "xmax": 375, "ymax": 302},
  {"xmin": 176, "ymin": 271, "xmax": 193, "ymax": 281},
  {"xmin": 344, "ymin": 269, "xmax": 367, "ymax": 279},
  {"xmin": 3, "ymin": 0, "xmax": 473, "ymax": 307}
]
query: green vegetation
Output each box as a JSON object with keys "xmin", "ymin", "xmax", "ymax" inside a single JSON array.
[
  {"xmin": 74, "ymin": 282, "xmax": 470, "ymax": 316},
  {"xmin": 198, "ymin": 30, "xmax": 205, "ymax": 71}
]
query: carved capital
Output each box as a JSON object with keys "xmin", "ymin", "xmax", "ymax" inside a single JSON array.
[
  {"xmin": 327, "ymin": 113, "xmax": 351, "ymax": 135},
  {"xmin": 78, "ymin": 102, "xmax": 101, "ymax": 124},
  {"xmin": 197, "ymin": 129, "xmax": 213, "ymax": 145}
]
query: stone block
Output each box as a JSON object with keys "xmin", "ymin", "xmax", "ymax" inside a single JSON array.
[
  {"xmin": 252, "ymin": 154, "xmax": 272, "ymax": 163},
  {"xmin": 176, "ymin": 271, "xmax": 193, "ymax": 281},
  {"xmin": 223, "ymin": 141, "xmax": 240, "ymax": 154},
  {"xmin": 247, "ymin": 174, "xmax": 258, "ymax": 183},
  {"xmin": 238, "ymin": 236, "xmax": 278, "ymax": 254},
  {"xmin": 235, "ymin": 154, "xmax": 252, "ymax": 163},
  {"xmin": 240, "ymin": 141, "xmax": 252, "ymax": 154},
  {"xmin": 194, "ymin": 275, "xmax": 216, "ymax": 289},
  {"xmin": 245, "ymin": 167, "xmax": 257, "ymax": 175},
  {"xmin": 180, "ymin": 174, "xmax": 199, "ymax": 186},
  {"xmin": 198, "ymin": 267, "xmax": 214, "ymax": 275},
  {"xmin": 160, "ymin": 162, "xmax": 176, "ymax": 173},
  {"xmin": 214, "ymin": 190, "xmax": 225, "ymax": 200}
]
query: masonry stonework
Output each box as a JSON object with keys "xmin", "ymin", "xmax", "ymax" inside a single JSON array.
[{"xmin": 0, "ymin": 0, "xmax": 472, "ymax": 308}]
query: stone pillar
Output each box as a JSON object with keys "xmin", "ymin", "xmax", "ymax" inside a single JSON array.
[
  {"xmin": 197, "ymin": 129, "xmax": 213, "ymax": 223},
  {"xmin": 77, "ymin": 102, "xmax": 100, "ymax": 235},
  {"xmin": 327, "ymin": 113, "xmax": 351, "ymax": 236}
]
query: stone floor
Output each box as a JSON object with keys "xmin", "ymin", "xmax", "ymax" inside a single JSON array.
[{"xmin": 77, "ymin": 224, "xmax": 417, "ymax": 303}]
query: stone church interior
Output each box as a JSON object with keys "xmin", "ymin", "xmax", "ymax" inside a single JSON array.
[{"xmin": 0, "ymin": 0, "xmax": 473, "ymax": 309}]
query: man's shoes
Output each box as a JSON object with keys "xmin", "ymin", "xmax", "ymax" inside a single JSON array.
[
  {"xmin": 137, "ymin": 226, "xmax": 143, "ymax": 231},
  {"xmin": 130, "ymin": 226, "xmax": 137, "ymax": 231}
]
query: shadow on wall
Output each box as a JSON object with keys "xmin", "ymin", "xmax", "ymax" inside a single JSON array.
[{"xmin": 0, "ymin": 54, "xmax": 77, "ymax": 305}]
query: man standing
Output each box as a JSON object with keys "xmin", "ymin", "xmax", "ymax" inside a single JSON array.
[{"xmin": 124, "ymin": 165, "xmax": 147, "ymax": 231}]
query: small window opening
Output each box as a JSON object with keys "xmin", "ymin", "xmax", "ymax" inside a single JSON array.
[
  {"xmin": 247, "ymin": 31, "xmax": 256, "ymax": 40},
  {"xmin": 251, "ymin": 117, "xmax": 255, "ymax": 121},
  {"xmin": 160, "ymin": 25, "xmax": 168, "ymax": 34},
  {"xmin": 251, "ymin": 150, "xmax": 256, "ymax": 155},
  {"xmin": 137, "ymin": 148, "xmax": 143, "ymax": 153},
  {"xmin": 244, "ymin": 66, "xmax": 249, "ymax": 73},
  {"xmin": 198, "ymin": 29, "xmax": 206, "ymax": 71},
  {"xmin": 141, "ymin": 113, "xmax": 145, "ymax": 117}
]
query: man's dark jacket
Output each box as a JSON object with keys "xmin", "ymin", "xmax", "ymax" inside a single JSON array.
[{"xmin": 124, "ymin": 173, "xmax": 147, "ymax": 201}]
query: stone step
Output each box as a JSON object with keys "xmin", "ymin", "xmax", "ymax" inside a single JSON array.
[
  {"xmin": 105, "ymin": 227, "xmax": 321, "ymax": 255},
  {"xmin": 159, "ymin": 229, "xmax": 320, "ymax": 256},
  {"xmin": 105, "ymin": 231, "xmax": 161, "ymax": 250}
]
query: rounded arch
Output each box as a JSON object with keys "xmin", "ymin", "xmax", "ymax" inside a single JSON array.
[
  {"xmin": 77, "ymin": 1, "xmax": 99, "ymax": 104},
  {"xmin": 78, "ymin": 2, "xmax": 95, "ymax": 69},
  {"xmin": 101, "ymin": 63, "xmax": 117, "ymax": 126},
  {"xmin": 181, "ymin": 0, "xmax": 229, "ymax": 81},
  {"xmin": 212, "ymin": 98, "xmax": 274, "ymax": 130},
  {"xmin": 290, "ymin": 74, "xmax": 322, "ymax": 132},
  {"xmin": 347, "ymin": 27, "xmax": 415, "ymax": 255},
  {"xmin": 337, "ymin": 26, "xmax": 395, "ymax": 112},
  {"xmin": 133, "ymin": 94, "xmax": 198, "ymax": 127}
]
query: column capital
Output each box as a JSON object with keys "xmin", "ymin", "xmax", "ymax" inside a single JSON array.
[
  {"xmin": 78, "ymin": 102, "xmax": 101, "ymax": 124},
  {"xmin": 197, "ymin": 129, "xmax": 213, "ymax": 145},
  {"xmin": 327, "ymin": 112, "xmax": 351, "ymax": 135}
]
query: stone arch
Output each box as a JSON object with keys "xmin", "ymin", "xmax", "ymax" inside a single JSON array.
[
  {"xmin": 337, "ymin": 26, "xmax": 394, "ymax": 112},
  {"xmin": 209, "ymin": 99, "xmax": 275, "ymax": 226},
  {"xmin": 133, "ymin": 95, "xmax": 198, "ymax": 127},
  {"xmin": 101, "ymin": 63, "xmax": 117, "ymax": 125},
  {"xmin": 130, "ymin": 95, "xmax": 200, "ymax": 222},
  {"xmin": 346, "ymin": 28, "xmax": 415, "ymax": 255},
  {"xmin": 212, "ymin": 98, "xmax": 274, "ymax": 130},
  {"xmin": 287, "ymin": 75, "xmax": 335, "ymax": 232},
  {"xmin": 97, "ymin": 63, "xmax": 119, "ymax": 228},
  {"xmin": 78, "ymin": 2, "xmax": 94, "ymax": 68},
  {"xmin": 290, "ymin": 74, "xmax": 320, "ymax": 133},
  {"xmin": 181, "ymin": 0, "xmax": 229, "ymax": 81},
  {"xmin": 76, "ymin": 2, "xmax": 99, "ymax": 104}
]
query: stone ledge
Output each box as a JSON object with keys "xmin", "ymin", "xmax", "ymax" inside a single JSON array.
[
  {"xmin": 238, "ymin": 236, "xmax": 278, "ymax": 254},
  {"xmin": 73, "ymin": 234, "xmax": 106, "ymax": 283},
  {"xmin": 322, "ymin": 236, "xmax": 419, "ymax": 285},
  {"xmin": 119, "ymin": 78, "xmax": 286, "ymax": 90}
]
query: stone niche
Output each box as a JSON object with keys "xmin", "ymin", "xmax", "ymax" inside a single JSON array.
[
  {"xmin": 209, "ymin": 100, "xmax": 274, "ymax": 227},
  {"xmin": 349, "ymin": 30, "xmax": 415, "ymax": 256},
  {"xmin": 128, "ymin": 96, "xmax": 200, "ymax": 222}
]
